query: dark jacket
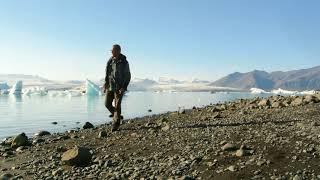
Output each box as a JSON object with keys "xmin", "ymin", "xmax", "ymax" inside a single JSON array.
[{"xmin": 104, "ymin": 54, "xmax": 131, "ymax": 91}]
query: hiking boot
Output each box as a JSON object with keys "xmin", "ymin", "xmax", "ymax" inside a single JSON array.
[
  {"xmin": 111, "ymin": 122, "xmax": 120, "ymax": 132},
  {"xmin": 109, "ymin": 114, "xmax": 124, "ymax": 119}
]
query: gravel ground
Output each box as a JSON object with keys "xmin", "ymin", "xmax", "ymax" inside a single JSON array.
[{"xmin": 1, "ymin": 93, "xmax": 320, "ymax": 180}]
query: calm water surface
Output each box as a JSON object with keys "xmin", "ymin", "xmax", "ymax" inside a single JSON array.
[{"xmin": 0, "ymin": 91, "xmax": 270, "ymax": 139}]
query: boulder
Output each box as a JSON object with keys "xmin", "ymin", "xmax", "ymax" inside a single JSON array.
[
  {"xmin": 161, "ymin": 124, "xmax": 171, "ymax": 131},
  {"xmin": 61, "ymin": 146, "xmax": 92, "ymax": 166},
  {"xmin": 98, "ymin": 131, "xmax": 108, "ymax": 138},
  {"xmin": 291, "ymin": 97, "xmax": 304, "ymax": 106},
  {"xmin": 34, "ymin": 131, "xmax": 51, "ymax": 137},
  {"xmin": 235, "ymin": 149, "xmax": 247, "ymax": 157},
  {"xmin": 32, "ymin": 138, "xmax": 45, "ymax": 145},
  {"xmin": 157, "ymin": 117, "xmax": 168, "ymax": 126},
  {"xmin": 83, "ymin": 122, "xmax": 94, "ymax": 129},
  {"xmin": 0, "ymin": 173, "xmax": 13, "ymax": 180},
  {"xmin": 221, "ymin": 143, "xmax": 237, "ymax": 151},
  {"xmin": 11, "ymin": 133, "xmax": 29, "ymax": 148},
  {"xmin": 258, "ymin": 99, "xmax": 271, "ymax": 107},
  {"xmin": 1, "ymin": 137, "xmax": 14, "ymax": 146},
  {"xmin": 304, "ymin": 95, "xmax": 319, "ymax": 103},
  {"xmin": 178, "ymin": 108, "xmax": 186, "ymax": 114},
  {"xmin": 315, "ymin": 93, "xmax": 320, "ymax": 101},
  {"xmin": 212, "ymin": 112, "xmax": 222, "ymax": 119},
  {"xmin": 211, "ymin": 107, "xmax": 222, "ymax": 113},
  {"xmin": 271, "ymin": 101, "xmax": 284, "ymax": 108}
]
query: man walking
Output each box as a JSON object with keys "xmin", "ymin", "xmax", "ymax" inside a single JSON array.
[{"xmin": 104, "ymin": 44, "xmax": 131, "ymax": 131}]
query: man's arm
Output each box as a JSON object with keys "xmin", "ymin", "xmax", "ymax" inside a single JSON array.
[
  {"xmin": 104, "ymin": 60, "xmax": 111, "ymax": 92},
  {"xmin": 122, "ymin": 62, "xmax": 131, "ymax": 91}
]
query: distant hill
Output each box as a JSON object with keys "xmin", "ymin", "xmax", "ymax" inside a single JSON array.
[
  {"xmin": 211, "ymin": 66, "xmax": 320, "ymax": 91},
  {"xmin": 0, "ymin": 74, "xmax": 53, "ymax": 86},
  {"xmin": 0, "ymin": 74, "xmax": 83, "ymax": 90}
]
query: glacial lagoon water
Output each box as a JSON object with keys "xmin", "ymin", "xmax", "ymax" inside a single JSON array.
[{"xmin": 0, "ymin": 91, "xmax": 271, "ymax": 140}]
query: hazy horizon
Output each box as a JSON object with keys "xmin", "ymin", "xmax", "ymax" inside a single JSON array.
[{"xmin": 0, "ymin": 63, "xmax": 319, "ymax": 83}]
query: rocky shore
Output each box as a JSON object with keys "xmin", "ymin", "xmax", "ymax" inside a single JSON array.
[{"xmin": 1, "ymin": 93, "xmax": 320, "ymax": 179}]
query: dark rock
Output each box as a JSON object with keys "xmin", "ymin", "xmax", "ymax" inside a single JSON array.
[
  {"xmin": 179, "ymin": 176, "xmax": 195, "ymax": 180},
  {"xmin": 98, "ymin": 131, "xmax": 108, "ymax": 138},
  {"xmin": 0, "ymin": 173, "xmax": 13, "ymax": 180},
  {"xmin": 211, "ymin": 107, "xmax": 222, "ymax": 113},
  {"xmin": 212, "ymin": 112, "xmax": 222, "ymax": 119},
  {"xmin": 51, "ymin": 122, "xmax": 58, "ymax": 125},
  {"xmin": 61, "ymin": 146, "xmax": 92, "ymax": 166},
  {"xmin": 11, "ymin": 133, "xmax": 29, "ymax": 148},
  {"xmin": 32, "ymin": 138, "xmax": 45, "ymax": 145},
  {"xmin": 83, "ymin": 122, "xmax": 94, "ymax": 129},
  {"xmin": 178, "ymin": 108, "xmax": 186, "ymax": 114}
]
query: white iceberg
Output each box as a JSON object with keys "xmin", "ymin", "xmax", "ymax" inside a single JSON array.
[
  {"xmin": 271, "ymin": 88, "xmax": 298, "ymax": 95},
  {"xmin": 66, "ymin": 90, "xmax": 83, "ymax": 97},
  {"xmin": 23, "ymin": 86, "xmax": 48, "ymax": 96},
  {"xmin": 250, "ymin": 88, "xmax": 268, "ymax": 94},
  {"xmin": 299, "ymin": 90, "xmax": 316, "ymax": 95},
  {"xmin": 86, "ymin": 79, "xmax": 101, "ymax": 96},
  {"xmin": 10, "ymin": 81, "xmax": 23, "ymax": 95}
]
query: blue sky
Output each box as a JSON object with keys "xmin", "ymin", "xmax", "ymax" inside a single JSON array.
[{"xmin": 0, "ymin": 0, "xmax": 320, "ymax": 81}]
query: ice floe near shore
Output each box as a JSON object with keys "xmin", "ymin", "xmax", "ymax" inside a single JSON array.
[
  {"xmin": 86, "ymin": 79, "xmax": 101, "ymax": 96},
  {"xmin": 250, "ymin": 88, "xmax": 269, "ymax": 94},
  {"xmin": 250, "ymin": 87, "xmax": 318, "ymax": 95},
  {"xmin": 0, "ymin": 79, "xmax": 101, "ymax": 97}
]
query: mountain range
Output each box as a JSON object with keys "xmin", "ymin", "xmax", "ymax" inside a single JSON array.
[
  {"xmin": 211, "ymin": 65, "xmax": 320, "ymax": 91},
  {"xmin": 1, "ymin": 65, "xmax": 320, "ymax": 91}
]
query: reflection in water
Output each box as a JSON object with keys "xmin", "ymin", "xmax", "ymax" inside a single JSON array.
[
  {"xmin": 86, "ymin": 95, "xmax": 100, "ymax": 114},
  {"xmin": 12, "ymin": 94, "xmax": 22, "ymax": 103}
]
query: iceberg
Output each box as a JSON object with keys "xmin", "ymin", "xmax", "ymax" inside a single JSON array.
[
  {"xmin": 299, "ymin": 90, "xmax": 316, "ymax": 95},
  {"xmin": 86, "ymin": 79, "xmax": 101, "ymax": 96},
  {"xmin": 271, "ymin": 88, "xmax": 298, "ymax": 95},
  {"xmin": 23, "ymin": 86, "xmax": 48, "ymax": 96},
  {"xmin": 250, "ymin": 88, "xmax": 268, "ymax": 94},
  {"xmin": 0, "ymin": 82, "xmax": 9, "ymax": 90},
  {"xmin": 66, "ymin": 90, "xmax": 83, "ymax": 97},
  {"xmin": 9, "ymin": 81, "xmax": 23, "ymax": 95}
]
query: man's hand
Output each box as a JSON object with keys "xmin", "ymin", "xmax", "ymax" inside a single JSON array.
[
  {"xmin": 103, "ymin": 84, "xmax": 108, "ymax": 93},
  {"xmin": 118, "ymin": 88, "xmax": 125, "ymax": 95}
]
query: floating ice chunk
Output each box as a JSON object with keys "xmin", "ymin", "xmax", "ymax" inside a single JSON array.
[
  {"xmin": 271, "ymin": 88, "xmax": 298, "ymax": 95},
  {"xmin": 23, "ymin": 86, "xmax": 48, "ymax": 96},
  {"xmin": 86, "ymin": 79, "xmax": 101, "ymax": 96},
  {"xmin": 48, "ymin": 91, "xmax": 58, "ymax": 97},
  {"xmin": 0, "ymin": 89, "xmax": 9, "ymax": 95},
  {"xmin": 10, "ymin": 81, "xmax": 23, "ymax": 95},
  {"xmin": 250, "ymin": 88, "xmax": 268, "ymax": 94},
  {"xmin": 66, "ymin": 90, "xmax": 83, "ymax": 97},
  {"xmin": 299, "ymin": 90, "xmax": 316, "ymax": 95},
  {"xmin": 0, "ymin": 82, "xmax": 9, "ymax": 90}
]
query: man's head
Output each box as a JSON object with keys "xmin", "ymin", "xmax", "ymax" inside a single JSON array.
[{"xmin": 111, "ymin": 44, "xmax": 121, "ymax": 58}]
